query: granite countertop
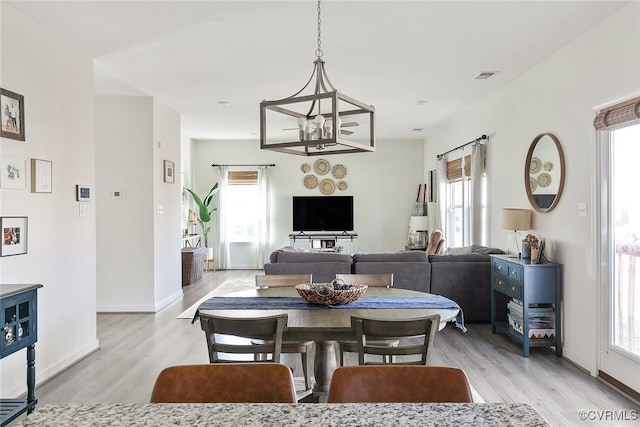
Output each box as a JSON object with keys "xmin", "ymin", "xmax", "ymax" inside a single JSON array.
[{"xmin": 18, "ymin": 403, "xmax": 549, "ymax": 426}]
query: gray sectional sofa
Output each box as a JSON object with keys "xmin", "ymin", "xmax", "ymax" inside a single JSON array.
[{"xmin": 264, "ymin": 244, "xmax": 506, "ymax": 322}]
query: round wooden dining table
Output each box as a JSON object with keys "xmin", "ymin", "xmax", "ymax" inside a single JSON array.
[{"xmin": 198, "ymin": 287, "xmax": 460, "ymax": 399}]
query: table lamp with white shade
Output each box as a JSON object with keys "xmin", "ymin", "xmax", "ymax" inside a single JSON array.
[{"xmin": 501, "ymin": 208, "xmax": 532, "ymax": 258}]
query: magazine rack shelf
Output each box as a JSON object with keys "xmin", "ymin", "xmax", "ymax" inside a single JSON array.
[{"xmin": 490, "ymin": 255, "xmax": 562, "ymax": 357}]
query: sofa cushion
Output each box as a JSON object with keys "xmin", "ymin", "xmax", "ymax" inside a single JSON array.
[
  {"xmin": 275, "ymin": 251, "xmax": 354, "ymax": 264},
  {"xmin": 269, "ymin": 246, "xmax": 298, "ymax": 263},
  {"xmin": 353, "ymin": 252, "xmax": 427, "ymax": 263},
  {"xmin": 471, "ymin": 244, "xmax": 505, "ymax": 255},
  {"xmin": 429, "ymin": 253, "xmax": 492, "ymax": 263}
]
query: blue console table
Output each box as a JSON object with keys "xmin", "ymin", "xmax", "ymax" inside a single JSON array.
[
  {"xmin": 490, "ymin": 255, "xmax": 562, "ymax": 357},
  {"xmin": 0, "ymin": 284, "xmax": 42, "ymax": 427}
]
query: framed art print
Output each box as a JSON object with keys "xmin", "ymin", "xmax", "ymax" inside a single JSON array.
[
  {"xmin": 0, "ymin": 157, "xmax": 27, "ymax": 189},
  {"xmin": 164, "ymin": 160, "xmax": 175, "ymax": 183},
  {"xmin": 76, "ymin": 184, "xmax": 91, "ymax": 201},
  {"xmin": 1, "ymin": 88, "xmax": 25, "ymax": 141},
  {"xmin": 31, "ymin": 158, "xmax": 52, "ymax": 193},
  {"xmin": 1, "ymin": 216, "xmax": 27, "ymax": 256}
]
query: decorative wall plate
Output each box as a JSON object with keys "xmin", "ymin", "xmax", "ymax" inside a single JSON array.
[
  {"xmin": 543, "ymin": 161, "xmax": 553, "ymax": 171},
  {"xmin": 530, "ymin": 177, "xmax": 537, "ymax": 192},
  {"xmin": 530, "ymin": 157, "xmax": 542, "ymax": 174},
  {"xmin": 337, "ymin": 180, "xmax": 348, "ymax": 191},
  {"xmin": 303, "ymin": 175, "xmax": 318, "ymax": 189},
  {"xmin": 301, "ymin": 163, "xmax": 311, "ymax": 173},
  {"xmin": 319, "ymin": 178, "xmax": 335, "ymax": 195},
  {"xmin": 314, "ymin": 159, "xmax": 330, "ymax": 175},
  {"xmin": 332, "ymin": 164, "xmax": 347, "ymax": 179},
  {"xmin": 537, "ymin": 172, "xmax": 552, "ymax": 187}
]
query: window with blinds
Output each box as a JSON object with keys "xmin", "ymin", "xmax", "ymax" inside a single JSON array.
[
  {"xmin": 446, "ymin": 155, "xmax": 471, "ymax": 182},
  {"xmin": 228, "ymin": 171, "xmax": 258, "ymax": 185}
]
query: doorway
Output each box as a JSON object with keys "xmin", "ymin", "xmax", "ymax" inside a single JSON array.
[{"xmin": 599, "ymin": 122, "xmax": 640, "ymax": 395}]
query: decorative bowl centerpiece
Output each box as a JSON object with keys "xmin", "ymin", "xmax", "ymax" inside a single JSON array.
[{"xmin": 295, "ymin": 279, "xmax": 367, "ymax": 306}]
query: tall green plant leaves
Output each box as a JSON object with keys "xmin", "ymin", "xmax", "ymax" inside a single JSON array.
[
  {"xmin": 186, "ymin": 183, "xmax": 219, "ymax": 248},
  {"xmin": 186, "ymin": 189, "xmax": 211, "ymax": 223}
]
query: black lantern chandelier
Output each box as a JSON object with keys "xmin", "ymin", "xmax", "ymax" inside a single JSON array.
[{"xmin": 260, "ymin": 0, "xmax": 375, "ymax": 156}]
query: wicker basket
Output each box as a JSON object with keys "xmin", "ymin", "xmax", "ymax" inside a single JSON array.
[{"xmin": 295, "ymin": 282, "xmax": 368, "ymax": 306}]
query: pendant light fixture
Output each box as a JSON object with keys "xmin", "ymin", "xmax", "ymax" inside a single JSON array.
[{"xmin": 260, "ymin": 0, "xmax": 375, "ymax": 156}]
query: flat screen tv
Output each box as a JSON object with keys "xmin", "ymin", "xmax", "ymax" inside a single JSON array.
[{"xmin": 292, "ymin": 196, "xmax": 354, "ymax": 232}]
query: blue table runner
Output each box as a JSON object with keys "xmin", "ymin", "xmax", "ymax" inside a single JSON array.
[{"xmin": 193, "ymin": 295, "xmax": 466, "ymax": 332}]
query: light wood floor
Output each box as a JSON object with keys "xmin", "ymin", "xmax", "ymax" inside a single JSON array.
[{"xmin": 30, "ymin": 270, "xmax": 639, "ymax": 426}]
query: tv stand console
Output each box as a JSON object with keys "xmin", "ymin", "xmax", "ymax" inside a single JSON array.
[{"xmin": 289, "ymin": 232, "xmax": 358, "ymax": 254}]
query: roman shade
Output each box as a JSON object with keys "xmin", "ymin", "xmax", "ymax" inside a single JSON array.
[
  {"xmin": 593, "ymin": 96, "xmax": 640, "ymax": 130},
  {"xmin": 228, "ymin": 171, "xmax": 258, "ymax": 185},
  {"xmin": 446, "ymin": 155, "xmax": 471, "ymax": 181}
]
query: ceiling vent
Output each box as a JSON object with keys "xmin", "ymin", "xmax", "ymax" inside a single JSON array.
[{"xmin": 474, "ymin": 71, "xmax": 498, "ymax": 80}]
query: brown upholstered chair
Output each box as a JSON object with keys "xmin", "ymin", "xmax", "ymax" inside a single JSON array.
[
  {"xmin": 334, "ymin": 274, "xmax": 398, "ymax": 366},
  {"xmin": 199, "ymin": 313, "xmax": 287, "ymax": 363},
  {"xmin": 426, "ymin": 230, "xmax": 445, "ymax": 255},
  {"xmin": 327, "ymin": 365, "xmax": 473, "ymax": 403},
  {"xmin": 150, "ymin": 363, "xmax": 297, "ymax": 403},
  {"xmin": 351, "ymin": 314, "xmax": 440, "ymax": 365},
  {"xmin": 254, "ymin": 274, "xmax": 314, "ymax": 390}
]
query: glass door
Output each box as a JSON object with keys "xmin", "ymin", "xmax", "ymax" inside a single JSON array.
[{"xmin": 599, "ymin": 123, "xmax": 640, "ymax": 394}]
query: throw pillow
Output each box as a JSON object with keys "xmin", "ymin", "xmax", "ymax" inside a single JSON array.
[{"xmin": 445, "ymin": 246, "xmax": 473, "ymax": 255}]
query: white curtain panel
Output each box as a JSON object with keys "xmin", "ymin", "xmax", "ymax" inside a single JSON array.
[
  {"xmin": 435, "ymin": 157, "xmax": 448, "ymax": 233},
  {"xmin": 217, "ymin": 166, "xmax": 230, "ymax": 270},
  {"xmin": 470, "ymin": 142, "xmax": 487, "ymax": 245},
  {"xmin": 256, "ymin": 166, "xmax": 270, "ymax": 268}
]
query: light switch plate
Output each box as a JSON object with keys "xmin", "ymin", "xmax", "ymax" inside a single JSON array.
[{"xmin": 578, "ymin": 203, "xmax": 587, "ymax": 217}]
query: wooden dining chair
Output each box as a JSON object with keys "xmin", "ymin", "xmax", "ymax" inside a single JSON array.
[
  {"xmin": 199, "ymin": 313, "xmax": 287, "ymax": 363},
  {"xmin": 334, "ymin": 273, "xmax": 394, "ymax": 288},
  {"xmin": 334, "ymin": 274, "xmax": 397, "ymax": 366},
  {"xmin": 150, "ymin": 363, "xmax": 297, "ymax": 403},
  {"xmin": 255, "ymin": 273, "xmax": 312, "ymax": 288},
  {"xmin": 351, "ymin": 314, "xmax": 440, "ymax": 366},
  {"xmin": 253, "ymin": 274, "xmax": 314, "ymax": 390},
  {"xmin": 327, "ymin": 365, "xmax": 473, "ymax": 403}
]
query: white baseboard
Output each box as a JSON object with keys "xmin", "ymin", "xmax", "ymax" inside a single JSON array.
[
  {"xmin": 5, "ymin": 339, "xmax": 100, "ymax": 398},
  {"xmin": 97, "ymin": 289, "xmax": 183, "ymax": 313},
  {"xmin": 155, "ymin": 289, "xmax": 184, "ymax": 312}
]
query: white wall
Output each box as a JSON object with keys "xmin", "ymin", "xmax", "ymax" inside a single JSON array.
[
  {"xmin": 95, "ymin": 97, "xmax": 155, "ymax": 310},
  {"xmin": 192, "ymin": 139, "xmax": 426, "ymax": 258},
  {"xmin": 152, "ymin": 100, "xmax": 182, "ymax": 310},
  {"xmin": 0, "ymin": 4, "xmax": 99, "ymax": 397},
  {"xmin": 424, "ymin": 3, "xmax": 640, "ymax": 374},
  {"xmin": 95, "ymin": 97, "xmax": 182, "ymax": 312}
]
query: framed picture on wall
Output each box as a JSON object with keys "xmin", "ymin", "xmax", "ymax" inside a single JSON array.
[
  {"xmin": 1, "ymin": 216, "xmax": 28, "ymax": 256},
  {"xmin": 31, "ymin": 158, "xmax": 53, "ymax": 193},
  {"xmin": 0, "ymin": 157, "xmax": 27, "ymax": 189},
  {"xmin": 164, "ymin": 160, "xmax": 175, "ymax": 183},
  {"xmin": 1, "ymin": 88, "xmax": 25, "ymax": 141}
]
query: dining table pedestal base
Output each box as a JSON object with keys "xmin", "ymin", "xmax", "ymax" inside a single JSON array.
[{"xmin": 312, "ymin": 340, "xmax": 337, "ymax": 401}]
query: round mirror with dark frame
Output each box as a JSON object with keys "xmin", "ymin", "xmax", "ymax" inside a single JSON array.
[{"xmin": 525, "ymin": 132, "xmax": 565, "ymax": 213}]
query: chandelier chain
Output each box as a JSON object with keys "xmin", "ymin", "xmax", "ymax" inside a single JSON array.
[{"xmin": 316, "ymin": 0, "xmax": 323, "ymax": 58}]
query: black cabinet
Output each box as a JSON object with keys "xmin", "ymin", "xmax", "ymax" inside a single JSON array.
[
  {"xmin": 490, "ymin": 255, "xmax": 562, "ymax": 357},
  {"xmin": 1, "ymin": 284, "xmax": 42, "ymax": 426}
]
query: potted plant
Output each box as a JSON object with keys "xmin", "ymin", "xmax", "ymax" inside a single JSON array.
[{"xmin": 185, "ymin": 183, "xmax": 219, "ymax": 254}]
